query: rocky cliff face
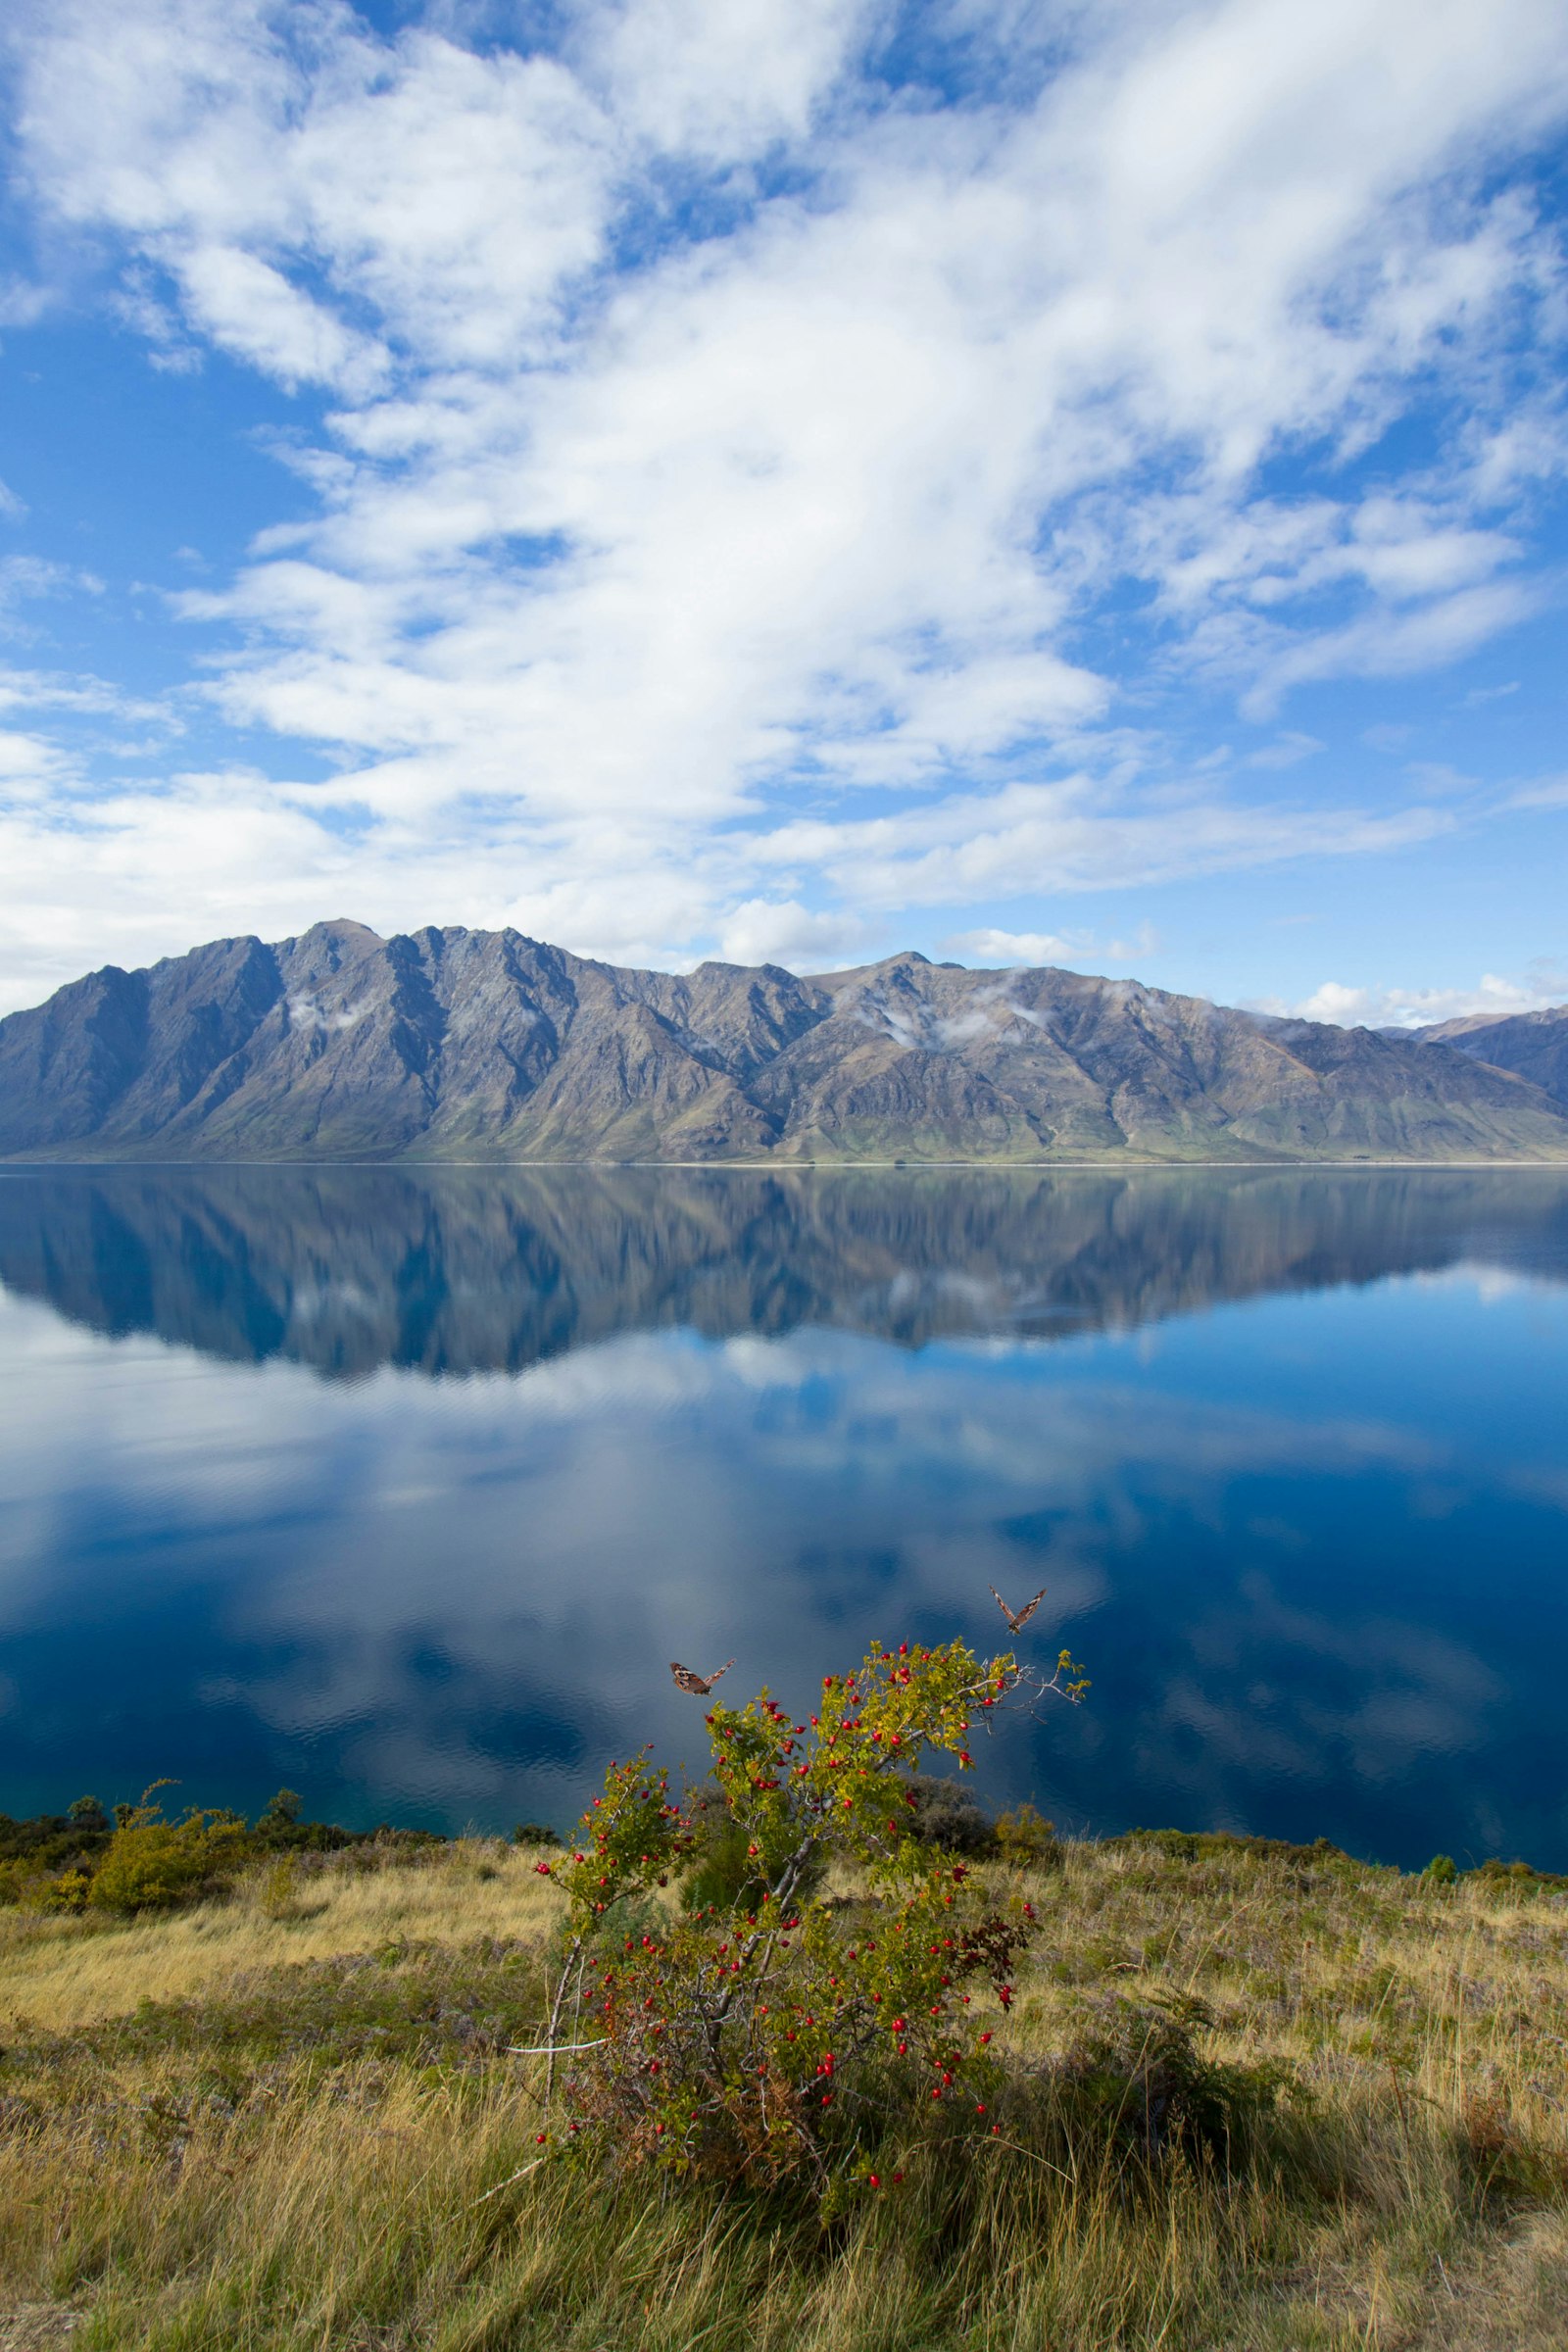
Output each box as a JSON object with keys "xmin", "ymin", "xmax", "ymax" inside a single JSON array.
[
  {"xmin": 3, "ymin": 919, "xmax": 1567, "ymax": 1161},
  {"xmin": 1412, "ymin": 1003, "xmax": 1568, "ymax": 1108}
]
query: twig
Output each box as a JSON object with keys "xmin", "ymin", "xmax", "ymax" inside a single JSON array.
[
  {"xmin": 468, "ymin": 2156, "xmax": 546, "ymax": 2207},
  {"xmin": 508, "ymin": 2037, "xmax": 607, "ymax": 2057},
  {"xmin": 978, "ymin": 2133, "xmax": 1079, "ymax": 2185},
  {"xmin": 542, "ymin": 1933, "xmax": 581, "ymax": 2116}
]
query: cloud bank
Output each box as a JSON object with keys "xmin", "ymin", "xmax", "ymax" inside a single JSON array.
[{"xmin": 0, "ymin": 0, "xmax": 1566, "ymax": 1004}]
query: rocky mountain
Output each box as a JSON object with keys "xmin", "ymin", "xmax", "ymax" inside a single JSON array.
[
  {"xmin": 1410, "ymin": 1003, "xmax": 1568, "ymax": 1108},
  {"xmin": 2, "ymin": 919, "xmax": 1567, "ymax": 1161}
]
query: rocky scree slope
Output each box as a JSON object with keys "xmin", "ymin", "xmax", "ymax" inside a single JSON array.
[{"xmin": 2, "ymin": 919, "xmax": 1567, "ymax": 1162}]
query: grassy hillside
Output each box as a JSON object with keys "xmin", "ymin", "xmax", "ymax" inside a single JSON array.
[{"xmin": 2, "ymin": 1830, "xmax": 1565, "ymax": 2351}]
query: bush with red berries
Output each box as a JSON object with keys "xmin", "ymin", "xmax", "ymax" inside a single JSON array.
[{"xmin": 529, "ymin": 1631, "xmax": 1086, "ymax": 2197}]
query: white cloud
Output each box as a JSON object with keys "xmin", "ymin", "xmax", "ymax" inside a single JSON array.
[
  {"xmin": 1280, "ymin": 963, "xmax": 1568, "ymax": 1030},
  {"xmin": 942, "ymin": 920, "xmax": 1160, "ymax": 972},
  {"xmin": 1509, "ymin": 772, "xmax": 1568, "ymax": 810},
  {"xmin": 942, "ymin": 926, "xmax": 1079, "ymax": 968},
  {"xmin": 589, "ymin": 0, "xmax": 876, "ymax": 158},
  {"xmin": 752, "ymin": 772, "xmax": 1452, "ymax": 906},
  {"xmin": 176, "ymin": 245, "xmax": 385, "ymax": 393},
  {"xmin": 715, "ymin": 898, "xmax": 875, "ymax": 970},
  {"xmin": 0, "ymin": 0, "xmax": 1565, "ymax": 997}
]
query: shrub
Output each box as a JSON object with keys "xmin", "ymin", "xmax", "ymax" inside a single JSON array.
[
  {"xmin": 903, "ymin": 1774, "xmax": 997, "ymax": 1855},
  {"xmin": 995, "ymin": 1801, "xmax": 1060, "ymax": 1869},
  {"xmin": 679, "ymin": 1798, "xmax": 771, "ymax": 1915},
  {"xmin": 256, "ymin": 1854, "xmax": 305, "ymax": 1920},
  {"xmin": 1047, "ymin": 1992, "xmax": 1294, "ymax": 2166},
  {"xmin": 531, "ymin": 1630, "xmax": 1087, "ymax": 2198},
  {"xmin": 89, "ymin": 1802, "xmax": 247, "ymax": 1914}
]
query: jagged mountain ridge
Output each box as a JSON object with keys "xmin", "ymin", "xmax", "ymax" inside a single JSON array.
[
  {"xmin": 2, "ymin": 919, "xmax": 1567, "ymax": 1161},
  {"xmin": 1410, "ymin": 1002, "xmax": 1568, "ymax": 1108}
]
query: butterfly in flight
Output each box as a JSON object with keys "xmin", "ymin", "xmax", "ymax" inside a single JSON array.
[
  {"xmin": 669, "ymin": 1659, "xmax": 735, "ymax": 1696},
  {"xmin": 989, "ymin": 1585, "xmax": 1047, "ymax": 1635}
]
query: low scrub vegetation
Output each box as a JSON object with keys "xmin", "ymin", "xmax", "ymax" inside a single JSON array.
[{"xmin": 2, "ymin": 1647, "xmax": 1566, "ymax": 2349}]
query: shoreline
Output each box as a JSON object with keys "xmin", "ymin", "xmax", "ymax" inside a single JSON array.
[{"xmin": 6, "ymin": 1153, "xmax": 1568, "ymax": 1170}]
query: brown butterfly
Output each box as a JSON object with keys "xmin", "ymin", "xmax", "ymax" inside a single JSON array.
[
  {"xmin": 669, "ymin": 1659, "xmax": 735, "ymax": 1695},
  {"xmin": 989, "ymin": 1585, "xmax": 1047, "ymax": 1635}
]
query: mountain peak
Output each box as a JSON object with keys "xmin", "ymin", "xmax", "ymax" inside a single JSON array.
[{"xmin": 1, "ymin": 927, "xmax": 1566, "ymax": 1164}]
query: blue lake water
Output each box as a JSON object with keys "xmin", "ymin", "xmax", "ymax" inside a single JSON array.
[{"xmin": 0, "ymin": 1164, "xmax": 1564, "ymax": 1872}]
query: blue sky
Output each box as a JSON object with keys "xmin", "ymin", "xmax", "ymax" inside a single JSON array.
[{"xmin": 0, "ymin": 0, "xmax": 1565, "ymax": 1021}]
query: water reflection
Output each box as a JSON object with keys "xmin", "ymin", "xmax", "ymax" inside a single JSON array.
[
  {"xmin": 1, "ymin": 1162, "xmax": 1566, "ymax": 1372},
  {"xmin": 0, "ymin": 1166, "xmax": 1564, "ymax": 1869}
]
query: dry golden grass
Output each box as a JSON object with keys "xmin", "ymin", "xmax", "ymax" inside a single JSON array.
[
  {"xmin": 1, "ymin": 1834, "xmax": 1564, "ymax": 2349},
  {"xmin": 0, "ymin": 1837, "xmax": 560, "ymax": 2031}
]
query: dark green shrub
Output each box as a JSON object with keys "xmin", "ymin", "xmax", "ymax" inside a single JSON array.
[
  {"xmin": 1047, "ymin": 1993, "xmax": 1294, "ymax": 2167},
  {"xmin": 903, "ymin": 1773, "xmax": 997, "ymax": 1856},
  {"xmin": 679, "ymin": 1802, "xmax": 767, "ymax": 1915}
]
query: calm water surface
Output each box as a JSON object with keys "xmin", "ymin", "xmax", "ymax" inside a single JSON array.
[{"xmin": 0, "ymin": 1165, "xmax": 1564, "ymax": 1870}]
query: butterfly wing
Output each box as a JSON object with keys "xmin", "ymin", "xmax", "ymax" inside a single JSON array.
[
  {"xmin": 1011, "ymin": 1588, "xmax": 1048, "ymax": 1631},
  {"xmin": 705, "ymin": 1659, "xmax": 735, "ymax": 1690},
  {"xmin": 988, "ymin": 1584, "xmax": 1018, "ymax": 1628},
  {"xmin": 670, "ymin": 1662, "xmax": 709, "ymax": 1694}
]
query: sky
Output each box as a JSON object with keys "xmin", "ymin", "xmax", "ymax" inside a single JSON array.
[{"xmin": 0, "ymin": 0, "xmax": 1565, "ymax": 1025}]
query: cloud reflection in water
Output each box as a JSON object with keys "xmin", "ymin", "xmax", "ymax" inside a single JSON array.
[{"xmin": 0, "ymin": 1165, "xmax": 1563, "ymax": 1869}]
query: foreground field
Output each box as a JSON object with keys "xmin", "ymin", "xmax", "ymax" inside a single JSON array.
[{"xmin": 1, "ymin": 1833, "xmax": 1565, "ymax": 2351}]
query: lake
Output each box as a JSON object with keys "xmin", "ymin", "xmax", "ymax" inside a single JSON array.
[{"xmin": 0, "ymin": 1163, "xmax": 1564, "ymax": 1872}]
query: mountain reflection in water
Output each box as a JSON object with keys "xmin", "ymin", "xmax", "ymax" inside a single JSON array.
[{"xmin": 0, "ymin": 1164, "xmax": 1564, "ymax": 1871}]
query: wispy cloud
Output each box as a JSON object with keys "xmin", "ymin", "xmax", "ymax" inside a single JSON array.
[{"xmin": 0, "ymin": 0, "xmax": 1565, "ymax": 999}]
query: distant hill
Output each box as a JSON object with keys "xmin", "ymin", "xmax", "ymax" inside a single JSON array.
[
  {"xmin": 1408, "ymin": 1002, "xmax": 1568, "ymax": 1108},
  {"xmin": 2, "ymin": 920, "xmax": 1567, "ymax": 1162}
]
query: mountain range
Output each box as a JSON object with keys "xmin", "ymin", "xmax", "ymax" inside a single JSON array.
[{"xmin": 1, "ymin": 919, "xmax": 1566, "ymax": 1162}]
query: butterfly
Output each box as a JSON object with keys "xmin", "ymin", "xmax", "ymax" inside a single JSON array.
[
  {"xmin": 989, "ymin": 1585, "xmax": 1047, "ymax": 1635},
  {"xmin": 669, "ymin": 1659, "xmax": 735, "ymax": 1695}
]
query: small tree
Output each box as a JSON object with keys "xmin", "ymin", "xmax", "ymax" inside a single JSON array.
[{"xmin": 530, "ymin": 1632, "xmax": 1086, "ymax": 2195}]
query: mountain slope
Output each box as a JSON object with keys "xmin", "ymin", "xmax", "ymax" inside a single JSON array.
[
  {"xmin": 2, "ymin": 921, "xmax": 1567, "ymax": 1161},
  {"xmin": 1411, "ymin": 1002, "xmax": 1568, "ymax": 1107}
]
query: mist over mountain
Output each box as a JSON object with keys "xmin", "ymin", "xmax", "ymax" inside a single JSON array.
[{"xmin": 3, "ymin": 921, "xmax": 1567, "ymax": 1163}]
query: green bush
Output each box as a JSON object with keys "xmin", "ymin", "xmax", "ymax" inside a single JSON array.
[
  {"xmin": 995, "ymin": 1801, "xmax": 1060, "ymax": 1869},
  {"xmin": 89, "ymin": 1808, "xmax": 247, "ymax": 1914},
  {"xmin": 1048, "ymin": 1992, "xmax": 1295, "ymax": 2166},
  {"xmin": 902, "ymin": 1773, "xmax": 997, "ymax": 1856},
  {"xmin": 679, "ymin": 1800, "xmax": 769, "ymax": 1915},
  {"xmin": 533, "ymin": 1631, "xmax": 1088, "ymax": 2197}
]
